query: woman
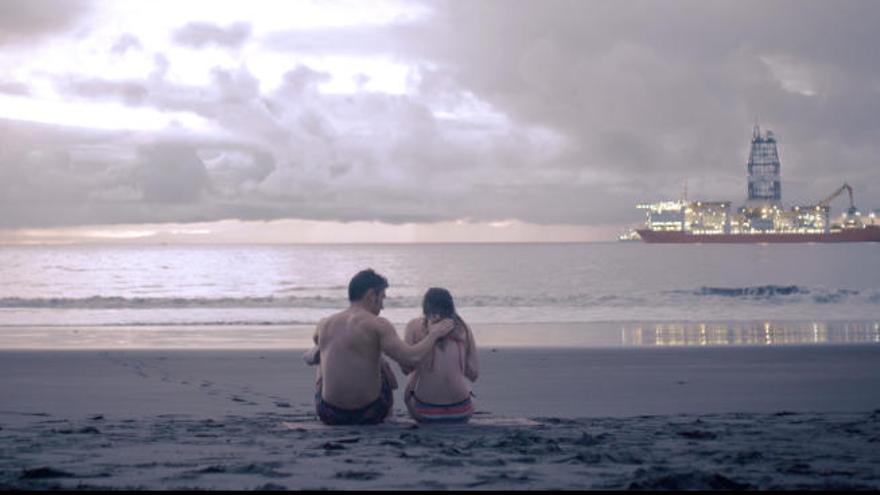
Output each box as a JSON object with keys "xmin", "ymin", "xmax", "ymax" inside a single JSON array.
[{"xmin": 401, "ymin": 287, "xmax": 479, "ymax": 423}]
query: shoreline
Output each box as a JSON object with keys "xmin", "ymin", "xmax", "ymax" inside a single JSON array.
[{"xmin": 0, "ymin": 319, "xmax": 877, "ymax": 350}]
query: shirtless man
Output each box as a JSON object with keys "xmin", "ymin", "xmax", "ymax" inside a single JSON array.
[{"xmin": 312, "ymin": 269, "xmax": 454, "ymax": 425}]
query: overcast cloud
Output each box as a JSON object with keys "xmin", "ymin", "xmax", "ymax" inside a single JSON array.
[{"xmin": 0, "ymin": 0, "xmax": 878, "ymax": 232}]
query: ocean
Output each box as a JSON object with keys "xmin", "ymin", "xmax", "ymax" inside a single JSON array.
[{"xmin": 1, "ymin": 242, "xmax": 878, "ymax": 348}]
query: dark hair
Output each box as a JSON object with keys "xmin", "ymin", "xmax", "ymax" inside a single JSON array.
[
  {"xmin": 422, "ymin": 287, "xmax": 456, "ymax": 319},
  {"xmin": 421, "ymin": 287, "xmax": 468, "ymax": 354},
  {"xmin": 348, "ymin": 269, "xmax": 389, "ymax": 302}
]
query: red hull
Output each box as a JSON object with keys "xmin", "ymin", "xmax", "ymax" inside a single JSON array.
[{"xmin": 636, "ymin": 226, "xmax": 880, "ymax": 243}]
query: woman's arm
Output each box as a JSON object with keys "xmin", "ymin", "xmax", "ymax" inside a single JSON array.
[{"xmin": 464, "ymin": 323, "xmax": 479, "ymax": 382}]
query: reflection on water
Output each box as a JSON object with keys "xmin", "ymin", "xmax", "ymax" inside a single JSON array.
[{"xmin": 621, "ymin": 321, "xmax": 880, "ymax": 347}]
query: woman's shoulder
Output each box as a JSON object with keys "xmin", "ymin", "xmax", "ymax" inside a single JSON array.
[{"xmin": 405, "ymin": 316, "xmax": 425, "ymax": 329}]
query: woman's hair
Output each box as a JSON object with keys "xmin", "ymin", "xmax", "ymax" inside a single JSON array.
[
  {"xmin": 422, "ymin": 287, "xmax": 456, "ymax": 320},
  {"xmin": 421, "ymin": 287, "xmax": 467, "ymax": 351}
]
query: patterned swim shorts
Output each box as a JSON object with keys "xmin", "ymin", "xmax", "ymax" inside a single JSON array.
[{"xmin": 315, "ymin": 373, "xmax": 393, "ymax": 425}]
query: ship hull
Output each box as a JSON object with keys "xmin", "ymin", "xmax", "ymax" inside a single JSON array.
[{"xmin": 636, "ymin": 226, "xmax": 880, "ymax": 243}]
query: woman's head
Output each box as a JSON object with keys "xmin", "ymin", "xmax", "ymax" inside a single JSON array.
[
  {"xmin": 422, "ymin": 287, "xmax": 456, "ymax": 322},
  {"xmin": 421, "ymin": 287, "xmax": 468, "ymax": 357}
]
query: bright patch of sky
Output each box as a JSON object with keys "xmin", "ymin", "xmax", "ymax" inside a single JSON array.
[
  {"xmin": 0, "ymin": 219, "xmax": 620, "ymax": 245},
  {"xmin": 0, "ymin": 93, "xmax": 215, "ymax": 132},
  {"xmin": 95, "ymin": 0, "xmax": 431, "ymax": 32},
  {"xmin": 91, "ymin": 0, "xmax": 429, "ymax": 93},
  {"xmin": 760, "ymin": 55, "xmax": 818, "ymax": 97},
  {"xmin": 0, "ymin": 0, "xmax": 500, "ymax": 131}
]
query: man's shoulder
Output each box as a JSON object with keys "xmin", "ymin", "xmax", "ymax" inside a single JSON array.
[
  {"xmin": 324, "ymin": 309, "xmax": 392, "ymax": 333},
  {"xmin": 367, "ymin": 314, "xmax": 395, "ymax": 332},
  {"xmin": 316, "ymin": 312, "xmax": 338, "ymax": 332}
]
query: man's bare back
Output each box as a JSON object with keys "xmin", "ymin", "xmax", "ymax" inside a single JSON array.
[{"xmin": 317, "ymin": 307, "xmax": 392, "ymax": 408}]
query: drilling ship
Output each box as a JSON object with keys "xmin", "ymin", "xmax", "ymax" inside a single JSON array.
[{"xmin": 630, "ymin": 126, "xmax": 880, "ymax": 243}]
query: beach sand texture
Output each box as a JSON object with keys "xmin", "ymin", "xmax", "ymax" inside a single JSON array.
[{"xmin": 2, "ymin": 346, "xmax": 880, "ymax": 490}]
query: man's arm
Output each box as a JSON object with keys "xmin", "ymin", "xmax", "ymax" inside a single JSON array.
[
  {"xmin": 303, "ymin": 318, "xmax": 324, "ymax": 366},
  {"xmin": 376, "ymin": 317, "xmax": 453, "ymax": 368},
  {"xmin": 313, "ymin": 318, "xmax": 324, "ymax": 345},
  {"xmin": 399, "ymin": 319, "xmax": 421, "ymax": 375}
]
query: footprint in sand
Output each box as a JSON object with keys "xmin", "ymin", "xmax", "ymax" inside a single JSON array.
[
  {"xmin": 334, "ymin": 470, "xmax": 382, "ymax": 481},
  {"xmin": 19, "ymin": 467, "xmax": 75, "ymax": 480},
  {"xmin": 230, "ymin": 396, "xmax": 259, "ymax": 406}
]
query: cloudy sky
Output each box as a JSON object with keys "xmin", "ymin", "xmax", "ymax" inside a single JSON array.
[{"xmin": 1, "ymin": 0, "xmax": 878, "ymax": 243}]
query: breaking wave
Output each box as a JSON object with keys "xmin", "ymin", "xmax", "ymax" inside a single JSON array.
[
  {"xmin": 0, "ymin": 296, "xmax": 347, "ymax": 310},
  {"xmin": 684, "ymin": 285, "xmax": 869, "ymax": 304},
  {"xmin": 696, "ymin": 285, "xmax": 806, "ymax": 297},
  {"xmin": 0, "ymin": 286, "xmax": 875, "ymax": 311},
  {"xmin": 0, "ymin": 294, "xmax": 645, "ymax": 310}
]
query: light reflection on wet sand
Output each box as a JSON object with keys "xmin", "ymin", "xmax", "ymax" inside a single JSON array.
[
  {"xmin": 0, "ymin": 320, "xmax": 877, "ymax": 349},
  {"xmin": 621, "ymin": 320, "xmax": 880, "ymax": 347}
]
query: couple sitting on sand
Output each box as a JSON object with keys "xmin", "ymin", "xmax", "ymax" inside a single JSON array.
[{"xmin": 305, "ymin": 269, "xmax": 479, "ymax": 425}]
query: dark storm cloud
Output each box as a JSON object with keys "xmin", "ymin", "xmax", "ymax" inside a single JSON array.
[
  {"xmin": 2, "ymin": 0, "xmax": 880, "ymax": 231},
  {"xmin": 0, "ymin": 81, "xmax": 29, "ymax": 95},
  {"xmin": 0, "ymin": 120, "xmax": 137, "ymax": 228},
  {"xmin": 0, "ymin": 118, "xmax": 279, "ymax": 228},
  {"xmin": 135, "ymin": 144, "xmax": 210, "ymax": 203},
  {"xmin": 58, "ymin": 78, "xmax": 149, "ymax": 105},
  {"xmin": 359, "ymin": 0, "xmax": 880, "ymax": 220},
  {"xmin": 0, "ymin": 0, "xmax": 91, "ymax": 45},
  {"xmin": 172, "ymin": 22, "xmax": 252, "ymax": 48}
]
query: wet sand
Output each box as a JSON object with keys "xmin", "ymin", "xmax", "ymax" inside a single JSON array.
[
  {"xmin": 2, "ymin": 320, "xmax": 877, "ymax": 350},
  {"xmin": 2, "ymin": 345, "xmax": 879, "ymax": 489}
]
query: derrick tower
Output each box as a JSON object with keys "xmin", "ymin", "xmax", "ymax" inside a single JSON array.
[{"xmin": 746, "ymin": 125, "xmax": 782, "ymax": 207}]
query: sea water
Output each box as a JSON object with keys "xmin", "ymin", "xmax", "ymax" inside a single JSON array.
[{"xmin": 0, "ymin": 243, "xmax": 878, "ymax": 347}]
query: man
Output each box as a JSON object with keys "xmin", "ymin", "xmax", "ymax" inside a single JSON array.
[{"xmin": 311, "ymin": 269, "xmax": 454, "ymax": 425}]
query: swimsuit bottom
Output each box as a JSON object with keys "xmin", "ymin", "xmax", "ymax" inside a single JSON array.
[
  {"xmin": 409, "ymin": 393, "xmax": 475, "ymax": 424},
  {"xmin": 315, "ymin": 372, "xmax": 393, "ymax": 425}
]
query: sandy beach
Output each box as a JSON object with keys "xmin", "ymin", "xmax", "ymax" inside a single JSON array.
[{"xmin": 2, "ymin": 344, "xmax": 879, "ymax": 489}]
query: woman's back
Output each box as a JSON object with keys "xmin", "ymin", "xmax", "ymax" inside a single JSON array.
[
  {"xmin": 404, "ymin": 287, "xmax": 479, "ymax": 423},
  {"xmin": 405, "ymin": 317, "xmax": 472, "ymax": 402},
  {"xmin": 404, "ymin": 317, "xmax": 479, "ymax": 422}
]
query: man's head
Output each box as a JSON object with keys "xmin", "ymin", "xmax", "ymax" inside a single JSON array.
[{"xmin": 348, "ymin": 269, "xmax": 389, "ymax": 315}]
